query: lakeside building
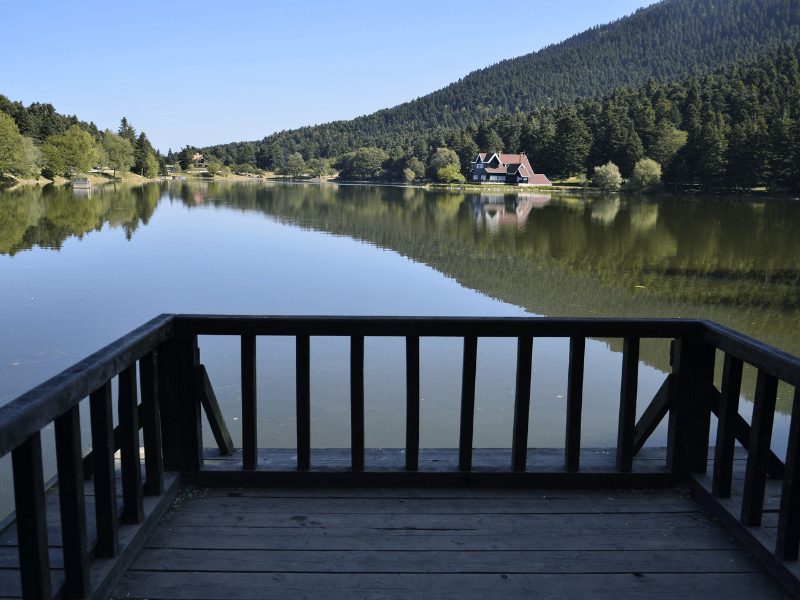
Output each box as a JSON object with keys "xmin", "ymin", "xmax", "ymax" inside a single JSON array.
[{"xmin": 469, "ymin": 152, "xmax": 551, "ymax": 186}]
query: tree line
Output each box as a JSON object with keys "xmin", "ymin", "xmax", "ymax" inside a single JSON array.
[
  {"xmin": 0, "ymin": 98, "xmax": 167, "ymax": 181},
  {"xmin": 192, "ymin": 43, "xmax": 800, "ymax": 191}
]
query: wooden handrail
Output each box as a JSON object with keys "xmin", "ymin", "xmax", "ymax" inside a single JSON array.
[{"xmin": 0, "ymin": 313, "xmax": 173, "ymax": 459}]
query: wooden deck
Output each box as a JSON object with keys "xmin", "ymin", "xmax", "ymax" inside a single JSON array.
[
  {"xmin": 112, "ymin": 484, "xmax": 787, "ymax": 599},
  {"xmin": 4, "ymin": 315, "xmax": 800, "ymax": 599}
]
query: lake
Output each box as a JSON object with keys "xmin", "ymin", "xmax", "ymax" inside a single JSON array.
[{"xmin": 1, "ymin": 181, "xmax": 799, "ymax": 517}]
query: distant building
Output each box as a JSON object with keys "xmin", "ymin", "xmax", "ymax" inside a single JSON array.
[
  {"xmin": 468, "ymin": 153, "xmax": 551, "ymax": 186},
  {"xmin": 192, "ymin": 154, "xmax": 208, "ymax": 168}
]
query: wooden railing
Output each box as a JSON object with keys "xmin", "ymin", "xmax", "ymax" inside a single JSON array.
[{"xmin": 1, "ymin": 314, "xmax": 800, "ymax": 598}]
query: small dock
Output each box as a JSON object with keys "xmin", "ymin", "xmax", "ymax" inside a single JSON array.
[{"xmin": 1, "ymin": 316, "xmax": 800, "ymax": 599}]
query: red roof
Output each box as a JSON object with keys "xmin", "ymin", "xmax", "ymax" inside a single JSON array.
[{"xmin": 472, "ymin": 152, "xmax": 551, "ymax": 185}]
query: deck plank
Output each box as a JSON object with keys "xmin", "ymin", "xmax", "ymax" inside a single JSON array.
[
  {"xmin": 113, "ymin": 572, "xmax": 787, "ymax": 599},
  {"xmin": 112, "ymin": 476, "xmax": 789, "ymax": 600}
]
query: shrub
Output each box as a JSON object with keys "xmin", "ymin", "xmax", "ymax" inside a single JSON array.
[
  {"xmin": 626, "ymin": 158, "xmax": 662, "ymax": 191},
  {"xmin": 593, "ymin": 161, "xmax": 622, "ymax": 191}
]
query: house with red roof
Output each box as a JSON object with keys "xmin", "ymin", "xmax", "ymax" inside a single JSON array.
[{"xmin": 468, "ymin": 153, "xmax": 551, "ymax": 186}]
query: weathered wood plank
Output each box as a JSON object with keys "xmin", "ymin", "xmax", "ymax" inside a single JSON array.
[
  {"xmin": 741, "ymin": 370, "xmax": 779, "ymax": 526},
  {"xmin": 777, "ymin": 386, "xmax": 800, "ymax": 560},
  {"xmin": 158, "ymin": 511, "xmax": 704, "ymax": 532},
  {"xmin": 511, "ymin": 337, "xmax": 533, "ymax": 472},
  {"xmin": 143, "ymin": 527, "xmax": 735, "ymax": 554},
  {"xmin": 162, "ymin": 495, "xmax": 694, "ymax": 515},
  {"xmin": 616, "ymin": 337, "xmax": 639, "ymax": 472},
  {"xmin": 128, "ymin": 547, "xmax": 762, "ymax": 574},
  {"xmin": 89, "ymin": 380, "xmax": 118, "ymax": 558},
  {"xmin": 114, "ymin": 571, "xmax": 787, "ymax": 600},
  {"xmin": 564, "ymin": 337, "xmax": 584, "ymax": 472},
  {"xmin": 350, "ymin": 335, "xmax": 365, "ymax": 472},
  {"xmin": 405, "ymin": 336, "xmax": 420, "ymax": 472},
  {"xmin": 458, "ymin": 336, "xmax": 478, "ymax": 472},
  {"xmin": 140, "ymin": 350, "xmax": 164, "ymax": 496},
  {"xmin": 712, "ymin": 354, "xmax": 743, "ymax": 498},
  {"xmin": 296, "ymin": 335, "xmax": 311, "ymax": 471},
  {"xmin": 195, "ymin": 365, "xmax": 234, "ymax": 456},
  {"xmin": 119, "ymin": 362, "xmax": 144, "ymax": 524},
  {"xmin": 54, "ymin": 404, "xmax": 90, "ymax": 598},
  {"xmin": 11, "ymin": 432, "xmax": 51, "ymax": 599}
]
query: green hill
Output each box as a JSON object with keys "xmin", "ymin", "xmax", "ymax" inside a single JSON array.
[{"xmin": 201, "ymin": 0, "xmax": 800, "ymax": 165}]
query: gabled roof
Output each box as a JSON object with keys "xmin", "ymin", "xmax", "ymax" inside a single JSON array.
[{"xmin": 470, "ymin": 152, "xmax": 551, "ymax": 185}]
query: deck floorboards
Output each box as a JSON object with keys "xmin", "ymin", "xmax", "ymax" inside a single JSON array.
[{"xmin": 111, "ymin": 448, "xmax": 790, "ymax": 600}]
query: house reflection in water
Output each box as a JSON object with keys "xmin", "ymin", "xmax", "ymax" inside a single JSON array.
[{"xmin": 471, "ymin": 194, "xmax": 551, "ymax": 232}]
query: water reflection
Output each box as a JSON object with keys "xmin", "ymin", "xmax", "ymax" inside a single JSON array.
[
  {"xmin": 0, "ymin": 182, "xmax": 160, "ymax": 254},
  {"xmin": 2, "ymin": 180, "xmax": 799, "ymax": 413}
]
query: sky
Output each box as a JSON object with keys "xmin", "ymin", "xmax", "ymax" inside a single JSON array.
[{"xmin": 1, "ymin": 0, "xmax": 658, "ymax": 154}]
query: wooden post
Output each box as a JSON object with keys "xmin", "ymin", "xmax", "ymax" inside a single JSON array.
[
  {"xmin": 512, "ymin": 337, "xmax": 533, "ymax": 472},
  {"xmin": 158, "ymin": 336, "xmax": 202, "ymax": 471},
  {"xmin": 12, "ymin": 432, "xmax": 52, "ymax": 600},
  {"xmin": 140, "ymin": 350, "xmax": 164, "ymax": 496},
  {"xmin": 54, "ymin": 405, "xmax": 90, "ymax": 598},
  {"xmin": 296, "ymin": 335, "xmax": 311, "ymax": 471},
  {"xmin": 350, "ymin": 335, "xmax": 365, "ymax": 472},
  {"xmin": 241, "ymin": 335, "xmax": 257, "ymax": 471},
  {"xmin": 119, "ymin": 362, "xmax": 144, "ymax": 524},
  {"xmin": 777, "ymin": 387, "xmax": 800, "ymax": 560},
  {"xmin": 565, "ymin": 337, "xmax": 585, "ymax": 472},
  {"xmin": 89, "ymin": 380, "xmax": 119, "ymax": 557},
  {"xmin": 405, "ymin": 336, "xmax": 420, "ymax": 472},
  {"xmin": 459, "ymin": 336, "xmax": 478, "ymax": 472},
  {"xmin": 741, "ymin": 370, "xmax": 779, "ymax": 526},
  {"xmin": 712, "ymin": 354, "xmax": 743, "ymax": 498},
  {"xmin": 667, "ymin": 337, "xmax": 715, "ymax": 476},
  {"xmin": 616, "ymin": 338, "xmax": 639, "ymax": 472}
]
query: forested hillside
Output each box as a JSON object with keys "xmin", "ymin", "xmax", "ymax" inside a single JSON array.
[{"xmin": 198, "ymin": 0, "xmax": 800, "ymax": 174}]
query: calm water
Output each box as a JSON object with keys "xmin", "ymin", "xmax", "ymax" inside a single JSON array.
[{"xmin": 1, "ymin": 181, "xmax": 799, "ymax": 516}]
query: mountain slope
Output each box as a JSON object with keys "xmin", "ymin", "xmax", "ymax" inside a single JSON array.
[{"xmin": 208, "ymin": 0, "xmax": 800, "ymax": 162}]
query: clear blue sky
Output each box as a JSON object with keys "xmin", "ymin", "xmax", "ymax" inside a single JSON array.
[{"xmin": 1, "ymin": 0, "xmax": 659, "ymax": 154}]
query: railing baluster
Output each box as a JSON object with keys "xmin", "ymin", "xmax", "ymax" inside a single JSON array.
[
  {"xmin": 616, "ymin": 337, "xmax": 640, "ymax": 472},
  {"xmin": 565, "ymin": 337, "xmax": 585, "ymax": 472},
  {"xmin": 741, "ymin": 369, "xmax": 779, "ymax": 526},
  {"xmin": 54, "ymin": 404, "xmax": 90, "ymax": 597},
  {"xmin": 12, "ymin": 432, "xmax": 51, "ymax": 600},
  {"xmin": 351, "ymin": 335, "xmax": 365, "ymax": 472},
  {"xmin": 777, "ymin": 386, "xmax": 800, "ymax": 560},
  {"xmin": 512, "ymin": 336, "xmax": 533, "ymax": 472},
  {"xmin": 241, "ymin": 335, "xmax": 257, "ymax": 471},
  {"xmin": 90, "ymin": 380, "xmax": 119, "ymax": 557},
  {"xmin": 119, "ymin": 363, "xmax": 144, "ymax": 524},
  {"xmin": 459, "ymin": 336, "xmax": 478, "ymax": 472},
  {"xmin": 712, "ymin": 353, "xmax": 743, "ymax": 498},
  {"xmin": 296, "ymin": 335, "xmax": 311, "ymax": 471},
  {"xmin": 140, "ymin": 350, "xmax": 164, "ymax": 496},
  {"xmin": 405, "ymin": 336, "xmax": 420, "ymax": 472}
]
